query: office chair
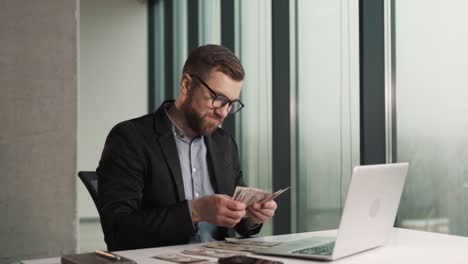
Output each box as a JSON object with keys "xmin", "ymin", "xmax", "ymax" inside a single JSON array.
[{"xmin": 78, "ymin": 171, "xmax": 100, "ymax": 215}]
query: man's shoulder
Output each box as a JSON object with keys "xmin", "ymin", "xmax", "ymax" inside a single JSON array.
[{"xmin": 109, "ymin": 112, "xmax": 155, "ymax": 138}]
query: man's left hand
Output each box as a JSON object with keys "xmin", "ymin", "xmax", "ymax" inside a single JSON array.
[{"xmin": 246, "ymin": 200, "xmax": 277, "ymax": 225}]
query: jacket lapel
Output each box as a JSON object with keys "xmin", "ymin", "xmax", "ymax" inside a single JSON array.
[
  {"xmin": 153, "ymin": 101, "xmax": 185, "ymax": 201},
  {"xmin": 205, "ymin": 135, "xmax": 230, "ymax": 195}
]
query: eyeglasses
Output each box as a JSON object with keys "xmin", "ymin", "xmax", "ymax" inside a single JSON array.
[{"xmin": 190, "ymin": 74, "xmax": 244, "ymax": 114}]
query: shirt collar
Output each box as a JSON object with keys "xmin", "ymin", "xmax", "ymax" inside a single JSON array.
[{"xmin": 163, "ymin": 102, "xmax": 203, "ymax": 143}]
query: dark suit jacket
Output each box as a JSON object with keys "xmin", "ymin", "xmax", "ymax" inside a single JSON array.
[{"xmin": 97, "ymin": 101, "xmax": 262, "ymax": 251}]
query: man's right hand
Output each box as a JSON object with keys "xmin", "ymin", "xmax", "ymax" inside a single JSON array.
[{"xmin": 191, "ymin": 194, "xmax": 246, "ymax": 227}]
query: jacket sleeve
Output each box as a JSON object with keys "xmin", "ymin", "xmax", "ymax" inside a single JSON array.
[
  {"xmin": 229, "ymin": 135, "xmax": 263, "ymax": 237},
  {"xmin": 97, "ymin": 123, "xmax": 196, "ymax": 251}
]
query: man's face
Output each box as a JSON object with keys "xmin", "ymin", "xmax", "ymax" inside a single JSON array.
[{"xmin": 182, "ymin": 70, "xmax": 242, "ymax": 136}]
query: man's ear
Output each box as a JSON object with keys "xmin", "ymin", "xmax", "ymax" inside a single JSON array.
[{"xmin": 180, "ymin": 73, "xmax": 192, "ymax": 95}]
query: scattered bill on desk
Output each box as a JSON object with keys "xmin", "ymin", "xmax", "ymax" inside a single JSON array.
[
  {"xmin": 232, "ymin": 186, "xmax": 291, "ymax": 206},
  {"xmin": 152, "ymin": 253, "xmax": 208, "ymax": 263},
  {"xmin": 182, "ymin": 247, "xmax": 247, "ymax": 258},
  {"xmin": 204, "ymin": 242, "xmax": 262, "ymax": 252},
  {"xmin": 224, "ymin": 237, "xmax": 282, "ymax": 247}
]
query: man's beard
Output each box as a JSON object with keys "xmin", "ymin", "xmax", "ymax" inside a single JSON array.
[{"xmin": 182, "ymin": 100, "xmax": 221, "ymax": 136}]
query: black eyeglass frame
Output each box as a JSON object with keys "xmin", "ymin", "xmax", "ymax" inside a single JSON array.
[{"xmin": 190, "ymin": 74, "xmax": 245, "ymax": 114}]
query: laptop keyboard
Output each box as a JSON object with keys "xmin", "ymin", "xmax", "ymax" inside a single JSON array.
[{"xmin": 293, "ymin": 242, "xmax": 335, "ymax": 256}]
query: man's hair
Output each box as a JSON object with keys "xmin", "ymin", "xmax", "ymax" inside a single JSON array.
[{"xmin": 182, "ymin": 44, "xmax": 244, "ymax": 81}]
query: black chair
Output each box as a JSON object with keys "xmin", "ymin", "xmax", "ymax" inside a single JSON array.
[{"xmin": 78, "ymin": 171, "xmax": 100, "ymax": 215}]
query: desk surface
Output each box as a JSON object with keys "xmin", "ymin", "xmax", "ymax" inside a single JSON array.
[{"xmin": 22, "ymin": 228, "xmax": 468, "ymax": 264}]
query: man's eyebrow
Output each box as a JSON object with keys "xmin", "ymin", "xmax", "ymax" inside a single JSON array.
[
  {"xmin": 205, "ymin": 82, "xmax": 238, "ymax": 101},
  {"xmin": 193, "ymin": 74, "xmax": 240, "ymax": 101},
  {"xmin": 215, "ymin": 90, "xmax": 238, "ymax": 101},
  {"xmin": 216, "ymin": 90, "xmax": 240, "ymax": 102}
]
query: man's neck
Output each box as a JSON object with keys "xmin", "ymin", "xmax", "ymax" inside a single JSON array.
[{"xmin": 167, "ymin": 103, "xmax": 198, "ymax": 140}]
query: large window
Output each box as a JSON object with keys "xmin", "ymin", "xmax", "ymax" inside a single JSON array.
[
  {"xmin": 394, "ymin": 0, "xmax": 468, "ymax": 236},
  {"xmin": 294, "ymin": 0, "xmax": 360, "ymax": 232},
  {"xmin": 149, "ymin": 0, "xmax": 361, "ymax": 236},
  {"xmin": 236, "ymin": 0, "xmax": 274, "ymax": 236}
]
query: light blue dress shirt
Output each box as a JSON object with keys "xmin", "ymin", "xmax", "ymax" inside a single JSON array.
[{"xmin": 165, "ymin": 104, "xmax": 217, "ymax": 243}]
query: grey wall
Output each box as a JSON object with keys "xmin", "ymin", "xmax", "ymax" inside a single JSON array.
[
  {"xmin": 78, "ymin": 0, "xmax": 148, "ymax": 219},
  {"xmin": 0, "ymin": 0, "xmax": 78, "ymax": 262}
]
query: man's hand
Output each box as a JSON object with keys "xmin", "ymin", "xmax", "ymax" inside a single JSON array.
[
  {"xmin": 246, "ymin": 200, "xmax": 277, "ymax": 225},
  {"xmin": 191, "ymin": 194, "xmax": 246, "ymax": 227}
]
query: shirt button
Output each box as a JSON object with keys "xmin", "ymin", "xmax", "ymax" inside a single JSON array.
[
  {"xmin": 193, "ymin": 168, "xmax": 197, "ymax": 172},
  {"xmin": 195, "ymin": 192, "xmax": 199, "ymax": 197}
]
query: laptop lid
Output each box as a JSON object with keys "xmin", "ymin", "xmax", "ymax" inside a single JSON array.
[
  {"xmin": 255, "ymin": 163, "xmax": 408, "ymax": 260},
  {"xmin": 331, "ymin": 162, "xmax": 408, "ymax": 259}
]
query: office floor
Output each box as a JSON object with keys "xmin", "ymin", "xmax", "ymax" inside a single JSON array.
[{"xmin": 79, "ymin": 219, "xmax": 106, "ymax": 253}]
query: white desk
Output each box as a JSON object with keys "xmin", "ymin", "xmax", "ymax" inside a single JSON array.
[{"xmin": 22, "ymin": 228, "xmax": 468, "ymax": 264}]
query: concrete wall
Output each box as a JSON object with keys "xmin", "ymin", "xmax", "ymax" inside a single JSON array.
[
  {"xmin": 78, "ymin": 0, "xmax": 148, "ymax": 219},
  {"xmin": 0, "ymin": 0, "xmax": 78, "ymax": 263}
]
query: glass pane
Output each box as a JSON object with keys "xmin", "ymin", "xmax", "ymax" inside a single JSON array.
[
  {"xmin": 236, "ymin": 0, "xmax": 273, "ymax": 236},
  {"xmin": 395, "ymin": 0, "xmax": 468, "ymax": 236},
  {"xmin": 198, "ymin": 0, "xmax": 221, "ymax": 45},
  {"xmin": 172, "ymin": 0, "xmax": 188, "ymax": 98},
  {"xmin": 295, "ymin": 0, "xmax": 360, "ymax": 232},
  {"xmin": 79, "ymin": 0, "xmax": 148, "ymax": 251}
]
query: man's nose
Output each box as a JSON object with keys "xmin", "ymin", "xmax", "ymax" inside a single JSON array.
[{"xmin": 215, "ymin": 104, "xmax": 230, "ymax": 118}]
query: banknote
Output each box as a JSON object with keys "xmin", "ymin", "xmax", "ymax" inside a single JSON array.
[
  {"xmin": 224, "ymin": 237, "xmax": 282, "ymax": 247},
  {"xmin": 204, "ymin": 241, "xmax": 261, "ymax": 252},
  {"xmin": 232, "ymin": 186, "xmax": 291, "ymax": 206},
  {"xmin": 182, "ymin": 247, "xmax": 247, "ymax": 258},
  {"xmin": 152, "ymin": 253, "xmax": 208, "ymax": 263},
  {"xmin": 258, "ymin": 187, "xmax": 291, "ymax": 204}
]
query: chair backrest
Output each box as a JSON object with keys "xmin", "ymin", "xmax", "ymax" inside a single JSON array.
[{"xmin": 78, "ymin": 171, "xmax": 100, "ymax": 215}]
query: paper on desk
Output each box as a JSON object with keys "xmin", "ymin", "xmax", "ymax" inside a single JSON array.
[
  {"xmin": 152, "ymin": 253, "xmax": 208, "ymax": 263},
  {"xmin": 224, "ymin": 237, "xmax": 282, "ymax": 247},
  {"xmin": 182, "ymin": 247, "xmax": 246, "ymax": 258},
  {"xmin": 204, "ymin": 242, "xmax": 264, "ymax": 253}
]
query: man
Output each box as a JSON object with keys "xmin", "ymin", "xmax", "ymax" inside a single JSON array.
[{"xmin": 97, "ymin": 44, "xmax": 277, "ymax": 251}]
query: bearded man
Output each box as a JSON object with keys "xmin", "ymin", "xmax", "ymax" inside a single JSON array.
[{"xmin": 97, "ymin": 44, "xmax": 277, "ymax": 251}]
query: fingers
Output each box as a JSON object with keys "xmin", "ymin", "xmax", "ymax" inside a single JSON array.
[
  {"xmin": 210, "ymin": 195, "xmax": 246, "ymax": 227},
  {"xmin": 261, "ymin": 200, "xmax": 277, "ymax": 210},
  {"xmin": 225, "ymin": 199, "xmax": 246, "ymax": 211},
  {"xmin": 255, "ymin": 210, "xmax": 271, "ymax": 221},
  {"xmin": 215, "ymin": 207, "xmax": 244, "ymax": 227},
  {"xmin": 248, "ymin": 207, "xmax": 275, "ymax": 218},
  {"xmin": 248, "ymin": 200, "xmax": 277, "ymax": 211},
  {"xmin": 208, "ymin": 195, "xmax": 278, "ymax": 227},
  {"xmin": 214, "ymin": 195, "xmax": 246, "ymax": 210},
  {"xmin": 245, "ymin": 200, "xmax": 277, "ymax": 224},
  {"xmin": 221, "ymin": 206, "xmax": 246, "ymax": 220},
  {"xmin": 217, "ymin": 215, "xmax": 242, "ymax": 227},
  {"xmin": 246, "ymin": 210, "xmax": 266, "ymax": 224}
]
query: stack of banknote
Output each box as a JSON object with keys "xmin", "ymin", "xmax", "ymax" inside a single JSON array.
[
  {"xmin": 232, "ymin": 186, "xmax": 290, "ymax": 206},
  {"xmin": 152, "ymin": 187, "xmax": 290, "ymax": 263},
  {"xmin": 153, "ymin": 239, "xmax": 282, "ymax": 262}
]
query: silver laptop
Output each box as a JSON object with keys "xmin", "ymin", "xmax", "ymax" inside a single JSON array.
[{"xmin": 255, "ymin": 163, "xmax": 409, "ymax": 261}]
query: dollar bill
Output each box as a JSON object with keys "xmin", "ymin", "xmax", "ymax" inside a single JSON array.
[
  {"xmin": 152, "ymin": 253, "xmax": 208, "ymax": 263},
  {"xmin": 232, "ymin": 186, "xmax": 291, "ymax": 206},
  {"xmin": 204, "ymin": 242, "xmax": 263, "ymax": 252},
  {"xmin": 182, "ymin": 247, "xmax": 247, "ymax": 258},
  {"xmin": 258, "ymin": 187, "xmax": 291, "ymax": 204},
  {"xmin": 224, "ymin": 237, "xmax": 282, "ymax": 247},
  {"xmin": 232, "ymin": 186, "xmax": 268, "ymax": 206}
]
